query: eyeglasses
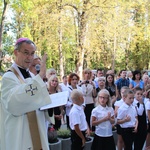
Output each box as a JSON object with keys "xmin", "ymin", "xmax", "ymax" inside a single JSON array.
[
  {"xmin": 99, "ymin": 80, "xmax": 105, "ymax": 82},
  {"xmin": 98, "ymin": 96, "xmax": 108, "ymax": 100},
  {"xmin": 19, "ymin": 50, "xmax": 35, "ymax": 57}
]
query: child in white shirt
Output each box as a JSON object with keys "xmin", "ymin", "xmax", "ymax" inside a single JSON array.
[
  {"xmin": 69, "ymin": 89, "xmax": 90, "ymax": 150},
  {"xmin": 117, "ymin": 89, "xmax": 138, "ymax": 150},
  {"xmin": 91, "ymin": 89, "xmax": 116, "ymax": 150}
]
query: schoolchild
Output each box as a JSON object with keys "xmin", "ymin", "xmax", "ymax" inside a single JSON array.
[
  {"xmin": 133, "ymin": 87, "xmax": 147, "ymax": 150},
  {"xmin": 117, "ymin": 89, "xmax": 138, "ymax": 150},
  {"xmin": 69, "ymin": 89, "xmax": 90, "ymax": 150},
  {"xmin": 91, "ymin": 89, "xmax": 116, "ymax": 150},
  {"xmin": 114, "ymin": 86, "xmax": 129, "ymax": 150}
]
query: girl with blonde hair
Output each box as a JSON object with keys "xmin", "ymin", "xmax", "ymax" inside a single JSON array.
[{"xmin": 91, "ymin": 89, "xmax": 115, "ymax": 150}]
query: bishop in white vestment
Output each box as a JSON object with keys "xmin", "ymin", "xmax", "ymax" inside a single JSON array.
[
  {"xmin": 0, "ymin": 63, "xmax": 51, "ymax": 150},
  {"xmin": 0, "ymin": 38, "xmax": 51, "ymax": 150}
]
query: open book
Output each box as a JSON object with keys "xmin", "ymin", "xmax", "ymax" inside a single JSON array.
[{"xmin": 40, "ymin": 91, "xmax": 69, "ymax": 110}]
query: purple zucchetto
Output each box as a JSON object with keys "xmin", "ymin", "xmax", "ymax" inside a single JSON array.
[{"xmin": 15, "ymin": 37, "xmax": 29, "ymax": 45}]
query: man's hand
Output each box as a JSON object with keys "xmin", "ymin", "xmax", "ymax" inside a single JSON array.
[{"xmin": 39, "ymin": 53, "xmax": 47, "ymax": 79}]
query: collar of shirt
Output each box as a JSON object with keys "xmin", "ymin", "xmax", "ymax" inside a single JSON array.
[
  {"xmin": 120, "ymin": 98, "xmax": 124, "ymax": 101},
  {"xmin": 17, "ymin": 66, "xmax": 31, "ymax": 79},
  {"xmin": 123, "ymin": 102, "xmax": 131, "ymax": 109},
  {"xmin": 132, "ymin": 99, "xmax": 139, "ymax": 107},
  {"xmin": 133, "ymin": 98, "xmax": 138, "ymax": 104},
  {"xmin": 16, "ymin": 64, "xmax": 29, "ymax": 72},
  {"xmin": 98, "ymin": 104, "xmax": 109, "ymax": 111},
  {"xmin": 118, "ymin": 98, "xmax": 124, "ymax": 102},
  {"xmin": 73, "ymin": 104, "xmax": 83, "ymax": 111}
]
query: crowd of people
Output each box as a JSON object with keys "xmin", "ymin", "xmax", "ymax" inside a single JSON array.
[
  {"xmin": 29, "ymin": 47, "xmax": 150, "ymax": 150},
  {"xmin": 56, "ymin": 68, "xmax": 150, "ymax": 150},
  {"xmin": 0, "ymin": 37, "xmax": 150, "ymax": 150}
]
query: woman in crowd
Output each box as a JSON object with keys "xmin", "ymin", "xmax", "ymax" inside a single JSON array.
[
  {"xmin": 46, "ymin": 68, "xmax": 57, "ymax": 82},
  {"xmin": 80, "ymin": 68, "xmax": 97, "ymax": 130},
  {"xmin": 47, "ymin": 75, "xmax": 63, "ymax": 130},
  {"xmin": 129, "ymin": 70, "xmax": 144, "ymax": 90},
  {"xmin": 66, "ymin": 73, "xmax": 82, "ymax": 129},
  {"xmin": 105, "ymin": 74, "xmax": 117, "ymax": 107},
  {"xmin": 142, "ymin": 74, "xmax": 150, "ymax": 91},
  {"xmin": 96, "ymin": 76, "xmax": 106, "ymax": 94}
]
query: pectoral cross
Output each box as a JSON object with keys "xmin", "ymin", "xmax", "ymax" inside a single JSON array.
[{"xmin": 26, "ymin": 84, "xmax": 38, "ymax": 96}]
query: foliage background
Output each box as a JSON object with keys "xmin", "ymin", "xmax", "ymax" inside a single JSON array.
[{"xmin": 0, "ymin": 0, "xmax": 150, "ymax": 79}]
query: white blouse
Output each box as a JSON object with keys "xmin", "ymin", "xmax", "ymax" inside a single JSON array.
[{"xmin": 91, "ymin": 105, "xmax": 114, "ymax": 137}]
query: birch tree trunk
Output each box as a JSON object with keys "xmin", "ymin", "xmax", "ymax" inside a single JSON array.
[
  {"xmin": 58, "ymin": 0, "xmax": 64, "ymax": 80},
  {"xmin": 76, "ymin": 0, "xmax": 89, "ymax": 79},
  {"xmin": 0, "ymin": 0, "xmax": 9, "ymax": 70}
]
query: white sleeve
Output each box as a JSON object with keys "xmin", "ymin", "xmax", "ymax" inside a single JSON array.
[
  {"xmin": 146, "ymin": 101, "xmax": 150, "ymax": 110},
  {"xmin": 65, "ymin": 88, "xmax": 73, "ymax": 107},
  {"xmin": 117, "ymin": 108, "xmax": 126, "ymax": 120},
  {"xmin": 110, "ymin": 107, "xmax": 114, "ymax": 117},
  {"xmin": 91, "ymin": 108, "xmax": 97, "ymax": 117},
  {"xmin": 66, "ymin": 100, "xmax": 73, "ymax": 107},
  {"xmin": 114, "ymin": 101, "xmax": 119, "ymax": 107}
]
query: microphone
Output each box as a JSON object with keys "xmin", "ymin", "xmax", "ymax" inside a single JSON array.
[{"xmin": 35, "ymin": 64, "xmax": 40, "ymax": 74}]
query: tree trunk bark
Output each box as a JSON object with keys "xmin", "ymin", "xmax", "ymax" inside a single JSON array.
[
  {"xmin": 0, "ymin": 0, "xmax": 9, "ymax": 70},
  {"xmin": 76, "ymin": 0, "xmax": 89, "ymax": 79},
  {"xmin": 58, "ymin": 0, "xmax": 64, "ymax": 80}
]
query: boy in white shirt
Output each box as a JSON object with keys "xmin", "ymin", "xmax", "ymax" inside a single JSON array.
[
  {"xmin": 117, "ymin": 89, "xmax": 138, "ymax": 150},
  {"xmin": 69, "ymin": 89, "xmax": 90, "ymax": 150}
]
